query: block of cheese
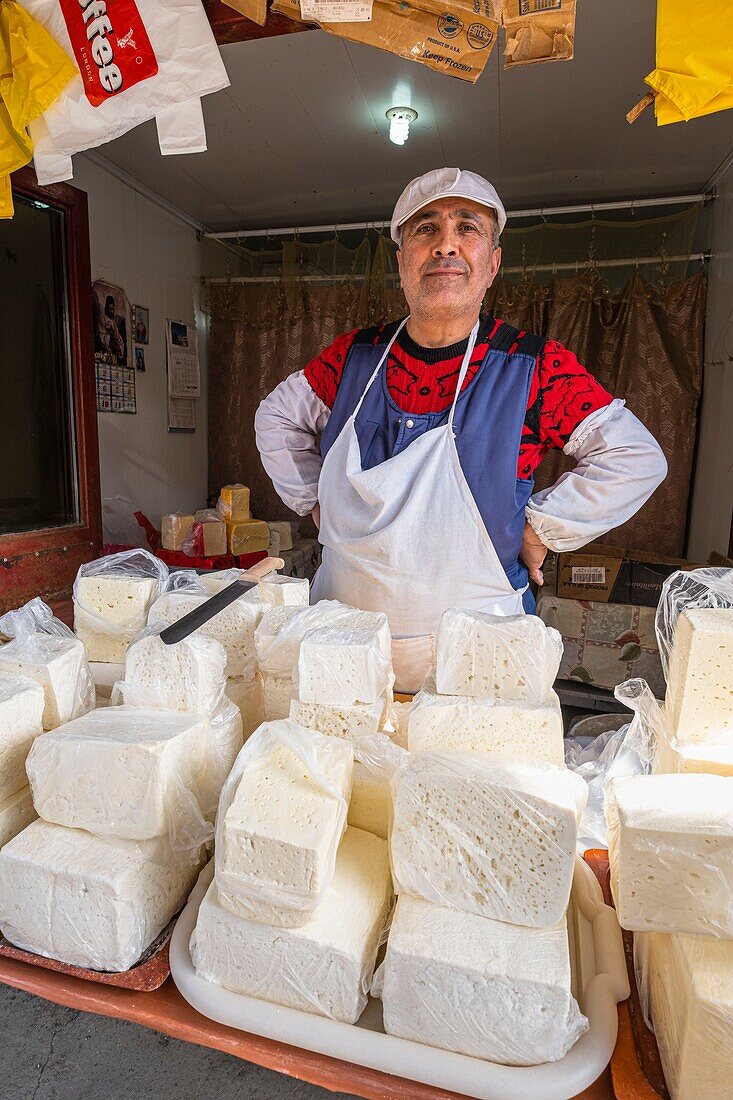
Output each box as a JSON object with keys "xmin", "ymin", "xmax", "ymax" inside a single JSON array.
[
  {"xmin": 161, "ymin": 513, "xmax": 195, "ymax": 551},
  {"xmin": 89, "ymin": 662, "xmax": 124, "ymax": 701},
  {"xmin": 254, "ymin": 602, "xmax": 354, "ymax": 676},
  {"xmin": 0, "ymin": 787, "xmax": 37, "ymax": 848},
  {"xmin": 290, "ymin": 699, "xmax": 384, "ymax": 741},
  {"xmin": 26, "ymin": 707, "xmax": 214, "ymax": 841},
  {"xmin": 381, "ymin": 895, "xmax": 587, "ymax": 1064},
  {"xmin": 74, "ymin": 574, "xmax": 159, "ymax": 663},
  {"xmin": 0, "ymin": 673, "xmax": 45, "ymax": 799},
  {"xmin": 263, "ymin": 673, "xmax": 294, "ymax": 720},
  {"xmin": 408, "ymin": 677, "xmax": 564, "ymax": 764},
  {"xmin": 266, "ymin": 521, "xmax": 293, "ymax": 552},
  {"xmin": 391, "ymin": 754, "xmax": 586, "ymax": 926},
  {"xmin": 348, "ymin": 762, "xmax": 391, "ymax": 839},
  {"xmin": 435, "ymin": 609, "xmax": 563, "ymax": 702},
  {"xmin": 148, "ymin": 591, "xmax": 262, "ymax": 679},
  {"xmin": 666, "ymin": 608, "xmax": 733, "ymax": 744},
  {"xmin": 124, "ymin": 632, "xmax": 227, "ymax": 717},
  {"xmin": 192, "ymin": 827, "xmax": 392, "ymax": 1022},
  {"xmin": 0, "ymin": 636, "xmax": 89, "ymax": 730},
  {"xmin": 607, "ymin": 774, "xmax": 733, "ymax": 936},
  {"xmin": 192, "ymin": 520, "xmax": 227, "ymax": 558},
  {"xmin": 653, "ymin": 720, "xmax": 733, "ymax": 777},
  {"xmin": 0, "ymin": 820, "xmax": 200, "ymax": 971},
  {"xmin": 644, "ymin": 930, "xmax": 733, "ymax": 1100},
  {"xmin": 268, "ymin": 529, "xmax": 281, "ymax": 557},
  {"xmin": 218, "ymin": 484, "xmax": 250, "ymax": 522},
  {"xmin": 227, "ymin": 519, "xmax": 269, "ymax": 556},
  {"xmin": 225, "ymin": 675, "xmax": 264, "ymax": 737},
  {"xmin": 296, "ymin": 612, "xmax": 393, "ymax": 706},
  {"xmin": 211, "ymin": 700, "xmax": 244, "ymax": 777},
  {"xmin": 257, "ymin": 575, "xmax": 309, "ymax": 607},
  {"xmin": 218, "ymin": 722, "xmax": 352, "ymax": 918}
]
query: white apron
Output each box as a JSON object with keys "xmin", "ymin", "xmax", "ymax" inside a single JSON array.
[{"xmin": 311, "ymin": 318, "xmax": 527, "ymax": 693}]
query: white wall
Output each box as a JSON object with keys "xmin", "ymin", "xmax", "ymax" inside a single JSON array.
[
  {"xmin": 688, "ymin": 167, "xmax": 733, "ymax": 561},
  {"xmin": 72, "ymin": 157, "xmax": 208, "ymax": 546}
]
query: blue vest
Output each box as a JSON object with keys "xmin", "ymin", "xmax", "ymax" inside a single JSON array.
[{"xmin": 321, "ymin": 319, "xmax": 545, "ymax": 613}]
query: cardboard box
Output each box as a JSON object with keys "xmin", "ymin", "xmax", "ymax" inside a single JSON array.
[{"xmin": 557, "ymin": 546, "xmax": 702, "ymax": 607}]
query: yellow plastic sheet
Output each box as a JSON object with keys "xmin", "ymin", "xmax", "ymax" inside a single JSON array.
[
  {"xmin": 646, "ymin": 0, "xmax": 733, "ymax": 125},
  {"xmin": 0, "ymin": 1, "xmax": 76, "ymax": 216}
]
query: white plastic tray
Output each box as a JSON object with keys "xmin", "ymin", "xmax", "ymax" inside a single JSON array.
[{"xmin": 170, "ymin": 858, "xmax": 629, "ymax": 1100}]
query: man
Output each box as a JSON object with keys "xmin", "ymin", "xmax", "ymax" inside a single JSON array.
[
  {"xmin": 256, "ymin": 169, "xmax": 667, "ymax": 692},
  {"xmin": 96, "ymin": 294, "xmax": 125, "ymax": 362}
]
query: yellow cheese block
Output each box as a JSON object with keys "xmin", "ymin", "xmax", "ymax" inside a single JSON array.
[
  {"xmin": 219, "ymin": 485, "xmax": 250, "ymax": 522},
  {"xmin": 193, "ymin": 521, "xmax": 227, "ymax": 557},
  {"xmin": 161, "ymin": 513, "xmax": 195, "ymax": 551},
  {"xmin": 227, "ymin": 519, "xmax": 270, "ymax": 556}
]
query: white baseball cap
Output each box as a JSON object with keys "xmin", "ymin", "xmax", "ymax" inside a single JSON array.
[{"xmin": 391, "ymin": 168, "xmax": 506, "ymax": 244}]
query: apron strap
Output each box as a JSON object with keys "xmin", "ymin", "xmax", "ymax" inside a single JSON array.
[
  {"xmin": 351, "ymin": 317, "xmax": 409, "ymax": 420},
  {"xmin": 447, "ymin": 320, "xmax": 481, "ymax": 430}
]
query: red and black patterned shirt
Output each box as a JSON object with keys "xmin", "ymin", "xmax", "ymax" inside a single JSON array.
[{"xmin": 303, "ymin": 316, "xmax": 613, "ymax": 480}]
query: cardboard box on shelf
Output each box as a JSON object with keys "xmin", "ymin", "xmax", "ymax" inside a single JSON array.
[{"xmin": 556, "ymin": 545, "xmax": 702, "ymax": 607}]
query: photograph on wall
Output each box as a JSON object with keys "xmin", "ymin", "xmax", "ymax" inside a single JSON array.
[
  {"xmin": 135, "ymin": 347, "xmax": 146, "ymax": 372},
  {"xmin": 133, "ymin": 305, "xmax": 149, "ymax": 345},
  {"xmin": 166, "ymin": 318, "xmax": 201, "ymax": 398},
  {"xmin": 92, "ymin": 280, "xmax": 129, "ymax": 367}
]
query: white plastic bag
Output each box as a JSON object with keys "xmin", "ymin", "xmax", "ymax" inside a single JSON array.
[
  {"xmin": 254, "ymin": 600, "xmax": 355, "ymax": 677},
  {"xmin": 655, "ymin": 566, "xmax": 733, "ymax": 678},
  {"xmin": 390, "ymin": 752, "xmax": 587, "ymax": 927},
  {"xmin": 294, "ymin": 612, "xmax": 394, "ymax": 706},
  {"xmin": 214, "ymin": 719, "xmax": 352, "ymax": 923},
  {"xmin": 26, "ymin": 0, "xmax": 230, "ymax": 183},
  {"xmin": 348, "ymin": 732, "xmax": 408, "ymax": 839},
  {"xmin": 73, "ymin": 549, "xmax": 168, "ymax": 663},
  {"xmin": 0, "ymin": 597, "xmax": 94, "ymax": 729}
]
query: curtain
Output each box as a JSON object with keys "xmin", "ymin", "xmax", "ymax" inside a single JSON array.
[{"xmin": 208, "ymin": 217, "xmax": 705, "ymax": 557}]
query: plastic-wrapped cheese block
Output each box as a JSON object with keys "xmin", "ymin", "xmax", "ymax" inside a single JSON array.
[
  {"xmin": 607, "ymin": 774, "xmax": 733, "ymax": 936},
  {"xmin": 0, "ymin": 787, "xmax": 37, "ymax": 848},
  {"xmin": 665, "ymin": 608, "xmax": 733, "ymax": 744},
  {"xmin": 435, "ymin": 609, "xmax": 563, "ymax": 702},
  {"xmin": 161, "ymin": 513, "xmax": 195, "ymax": 552},
  {"xmin": 262, "ymin": 673, "xmax": 295, "ymax": 720},
  {"xmin": 391, "ymin": 754, "xmax": 586, "ymax": 926},
  {"xmin": 75, "ymin": 575, "xmax": 160, "ymax": 663},
  {"xmin": 226, "ymin": 519, "xmax": 269, "ymax": 556},
  {"xmin": 0, "ymin": 673, "xmax": 45, "ymax": 799},
  {"xmin": 296, "ymin": 613, "xmax": 394, "ymax": 706},
  {"xmin": 124, "ymin": 632, "xmax": 227, "ymax": 717},
  {"xmin": 653, "ymin": 721, "xmax": 733, "ymax": 777},
  {"xmin": 0, "ymin": 636, "xmax": 89, "ymax": 731},
  {"xmin": 254, "ymin": 601, "xmax": 355, "ymax": 677},
  {"xmin": 192, "ymin": 827, "xmax": 392, "ymax": 1022},
  {"xmin": 216, "ymin": 720, "xmax": 352, "ymax": 921},
  {"xmin": 348, "ymin": 733, "xmax": 407, "ymax": 840},
  {"xmin": 641, "ymin": 930, "xmax": 733, "ymax": 1100},
  {"xmin": 148, "ymin": 590, "xmax": 261, "ymax": 679},
  {"xmin": 290, "ymin": 699, "xmax": 384, "ymax": 741},
  {"xmin": 26, "ymin": 707, "xmax": 215, "ymax": 844},
  {"xmin": 266, "ymin": 521, "xmax": 294, "ymax": 552},
  {"xmin": 89, "ymin": 662, "xmax": 124, "ymax": 701},
  {"xmin": 257, "ymin": 575, "xmax": 309, "ymax": 607},
  {"xmin": 407, "ymin": 677, "xmax": 564, "ymax": 764},
  {"xmin": 210, "ymin": 701, "xmax": 244, "ymax": 777},
  {"xmin": 381, "ymin": 896, "xmax": 587, "ymax": 1064},
  {"xmin": 218, "ymin": 484, "xmax": 250, "ymax": 522},
  {"xmin": 225, "ymin": 675, "xmax": 265, "ymax": 737},
  {"xmin": 0, "ymin": 820, "xmax": 201, "ymax": 971}
]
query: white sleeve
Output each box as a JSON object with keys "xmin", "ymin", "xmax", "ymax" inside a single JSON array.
[
  {"xmin": 254, "ymin": 371, "xmax": 331, "ymax": 516},
  {"xmin": 524, "ymin": 399, "xmax": 668, "ymax": 552}
]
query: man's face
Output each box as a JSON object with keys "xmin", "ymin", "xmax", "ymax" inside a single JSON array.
[
  {"xmin": 105, "ymin": 298, "xmax": 115, "ymax": 319},
  {"xmin": 396, "ymin": 198, "xmax": 501, "ymax": 320}
]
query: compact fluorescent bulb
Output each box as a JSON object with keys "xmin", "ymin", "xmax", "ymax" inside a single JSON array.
[{"xmin": 386, "ymin": 107, "xmax": 418, "ymax": 146}]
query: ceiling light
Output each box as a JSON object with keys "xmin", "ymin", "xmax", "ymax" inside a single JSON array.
[{"xmin": 386, "ymin": 106, "xmax": 418, "ymax": 146}]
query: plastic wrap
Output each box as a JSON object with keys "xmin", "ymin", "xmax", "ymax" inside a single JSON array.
[
  {"xmin": 216, "ymin": 484, "xmax": 250, "ymax": 522},
  {"xmin": 214, "ymin": 719, "xmax": 353, "ymax": 923},
  {"xmin": 26, "ymin": 705, "xmax": 222, "ymax": 851},
  {"xmin": 390, "ymin": 753, "xmax": 586, "ymax": 927},
  {"xmin": 606, "ymin": 772, "xmax": 733, "ymax": 938},
  {"xmin": 73, "ymin": 549, "xmax": 169, "ymax": 663},
  {"xmin": 435, "ymin": 609, "xmax": 563, "ymax": 702},
  {"xmin": 0, "ymin": 598, "xmax": 94, "ymax": 729},
  {"xmin": 634, "ymin": 929, "xmax": 733, "ymax": 1098},
  {"xmin": 656, "ymin": 569, "xmax": 733, "ymax": 745},
  {"xmin": 199, "ymin": 568, "xmax": 246, "ymax": 594},
  {"xmin": 257, "ymin": 574, "xmax": 309, "ymax": 607},
  {"xmin": 0, "ymin": 819, "xmax": 203, "ymax": 972},
  {"xmin": 0, "ymin": 672, "xmax": 45, "ymax": 799},
  {"xmin": 183, "ymin": 513, "xmax": 227, "ymax": 558},
  {"xmin": 225, "ymin": 675, "xmax": 265, "ymax": 738},
  {"xmin": 294, "ymin": 613, "xmax": 394, "ymax": 706},
  {"xmin": 225, "ymin": 519, "xmax": 270, "ymax": 557},
  {"xmin": 262, "ymin": 673, "xmax": 295, "ymax": 720},
  {"xmin": 383, "ymin": 699, "xmax": 411, "ymax": 749},
  {"xmin": 348, "ymin": 732, "xmax": 408, "ymax": 840},
  {"xmin": 191, "ymin": 826, "xmax": 393, "ymax": 1023},
  {"xmin": 254, "ymin": 601, "xmax": 355, "ymax": 677},
  {"xmin": 124, "ymin": 627, "xmax": 227, "ymax": 718},
  {"xmin": 408, "ymin": 676, "xmax": 564, "ymax": 764},
  {"xmin": 379, "ymin": 895, "xmax": 588, "ymax": 1065},
  {"xmin": 148, "ymin": 570, "xmax": 262, "ymax": 678},
  {"xmin": 290, "ymin": 698, "xmax": 386, "ymax": 742},
  {"xmin": 161, "ymin": 513, "xmax": 195, "ymax": 552}
]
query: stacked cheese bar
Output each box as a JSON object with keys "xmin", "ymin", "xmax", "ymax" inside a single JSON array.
[
  {"xmin": 380, "ymin": 608, "xmax": 588, "ymax": 1065},
  {"xmin": 607, "ymin": 601, "xmax": 733, "ymax": 1099},
  {"xmin": 191, "ymin": 719, "xmax": 393, "ymax": 1023},
  {"xmin": 73, "ymin": 550, "xmax": 167, "ymax": 665},
  {"xmin": 0, "ymin": 674, "xmax": 44, "ymax": 847}
]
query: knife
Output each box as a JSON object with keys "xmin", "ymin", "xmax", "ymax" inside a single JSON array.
[{"xmin": 159, "ymin": 557, "xmax": 284, "ymax": 645}]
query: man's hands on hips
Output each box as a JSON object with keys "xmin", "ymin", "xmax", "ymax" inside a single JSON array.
[
  {"xmin": 521, "ymin": 521, "xmax": 548, "ymax": 586},
  {"xmin": 311, "ymin": 503, "xmax": 320, "ymax": 530}
]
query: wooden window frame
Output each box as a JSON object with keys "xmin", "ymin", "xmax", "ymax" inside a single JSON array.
[{"xmin": 1, "ymin": 167, "xmax": 102, "ymax": 621}]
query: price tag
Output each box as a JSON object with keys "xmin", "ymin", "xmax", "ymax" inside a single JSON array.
[{"xmin": 300, "ymin": 0, "xmax": 373, "ymax": 20}]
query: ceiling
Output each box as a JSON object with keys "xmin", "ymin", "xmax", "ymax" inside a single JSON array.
[{"xmin": 94, "ymin": 1, "xmax": 733, "ymax": 232}]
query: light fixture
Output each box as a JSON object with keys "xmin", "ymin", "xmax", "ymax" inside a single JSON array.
[{"xmin": 386, "ymin": 106, "xmax": 418, "ymax": 146}]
